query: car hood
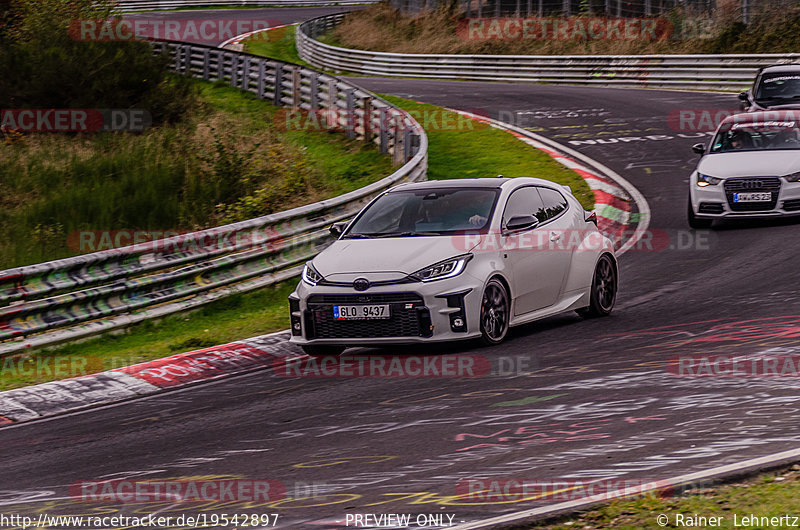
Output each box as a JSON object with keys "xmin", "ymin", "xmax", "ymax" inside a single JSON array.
[
  {"xmin": 313, "ymin": 236, "xmax": 479, "ymax": 280},
  {"xmin": 698, "ymin": 151, "xmax": 800, "ymax": 178}
]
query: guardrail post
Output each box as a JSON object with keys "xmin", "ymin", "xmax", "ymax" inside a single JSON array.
[
  {"xmin": 345, "ymin": 89, "xmax": 355, "ymax": 138},
  {"xmin": 217, "ymin": 51, "xmax": 225, "ymax": 81},
  {"xmin": 379, "ymin": 108, "xmax": 389, "ymax": 154},
  {"xmin": 327, "ymin": 79, "xmax": 337, "ymax": 109},
  {"xmin": 310, "ymin": 73, "xmax": 319, "ymax": 110},
  {"xmin": 274, "ymin": 64, "xmax": 284, "ymax": 107},
  {"xmin": 362, "ymin": 96, "xmax": 373, "ymax": 143},
  {"xmin": 292, "ymin": 67, "xmax": 302, "ymax": 109},
  {"xmin": 242, "ymin": 56, "xmax": 251, "ymax": 91},
  {"xmin": 392, "ymin": 114, "xmax": 405, "ymax": 166},
  {"xmin": 231, "ymin": 54, "xmax": 238, "ymax": 87},
  {"xmin": 403, "ymin": 128, "xmax": 412, "ymax": 162},
  {"xmin": 202, "ymin": 49, "xmax": 210, "ymax": 80},
  {"xmin": 173, "ymin": 44, "xmax": 180, "ymax": 72},
  {"xmin": 257, "ymin": 60, "xmax": 266, "ymax": 98}
]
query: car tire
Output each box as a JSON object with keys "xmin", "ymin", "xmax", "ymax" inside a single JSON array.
[
  {"xmin": 301, "ymin": 345, "xmax": 346, "ymax": 356},
  {"xmin": 479, "ymin": 278, "xmax": 510, "ymax": 345},
  {"xmin": 688, "ymin": 197, "xmax": 713, "ymax": 229},
  {"xmin": 577, "ymin": 253, "xmax": 617, "ymax": 318}
]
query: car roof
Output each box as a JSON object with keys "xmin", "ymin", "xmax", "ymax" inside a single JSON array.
[
  {"xmin": 760, "ymin": 64, "xmax": 800, "ymax": 75},
  {"xmin": 390, "ymin": 177, "xmax": 566, "ymax": 192},
  {"xmin": 719, "ymin": 110, "xmax": 800, "ymax": 126}
]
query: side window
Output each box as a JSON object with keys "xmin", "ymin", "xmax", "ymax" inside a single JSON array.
[
  {"xmin": 537, "ymin": 187, "xmax": 568, "ymax": 221},
  {"xmin": 502, "ymin": 187, "xmax": 547, "ymax": 227}
]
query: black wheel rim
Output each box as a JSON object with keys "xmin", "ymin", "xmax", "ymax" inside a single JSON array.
[
  {"xmin": 481, "ymin": 282, "xmax": 508, "ymax": 341},
  {"xmin": 595, "ymin": 257, "xmax": 617, "ymax": 311}
]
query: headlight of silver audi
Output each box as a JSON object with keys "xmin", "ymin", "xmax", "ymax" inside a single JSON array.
[
  {"xmin": 302, "ymin": 262, "xmax": 324, "ymax": 286},
  {"xmin": 784, "ymin": 171, "xmax": 800, "ymax": 182},
  {"xmin": 412, "ymin": 254, "xmax": 473, "ymax": 282},
  {"xmin": 696, "ymin": 173, "xmax": 722, "ymax": 187}
]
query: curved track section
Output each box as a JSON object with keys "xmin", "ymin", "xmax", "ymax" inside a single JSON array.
[{"xmin": 4, "ymin": 13, "xmax": 800, "ymax": 529}]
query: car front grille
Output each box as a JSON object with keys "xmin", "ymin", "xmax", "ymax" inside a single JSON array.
[
  {"xmin": 724, "ymin": 177, "xmax": 781, "ymax": 211},
  {"xmin": 305, "ymin": 293, "xmax": 433, "ymax": 339}
]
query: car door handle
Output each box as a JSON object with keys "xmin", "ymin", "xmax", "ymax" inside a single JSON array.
[{"xmin": 550, "ymin": 231, "xmax": 561, "ymax": 242}]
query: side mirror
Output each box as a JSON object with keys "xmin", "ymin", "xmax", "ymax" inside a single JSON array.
[
  {"xmin": 692, "ymin": 143, "xmax": 706, "ymax": 155},
  {"xmin": 504, "ymin": 214, "xmax": 539, "ymax": 232},
  {"xmin": 329, "ymin": 222, "xmax": 348, "ymax": 237},
  {"xmin": 738, "ymin": 91, "xmax": 750, "ymax": 101}
]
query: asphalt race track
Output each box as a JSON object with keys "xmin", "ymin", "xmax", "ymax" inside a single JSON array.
[{"xmin": 5, "ymin": 11, "xmax": 800, "ymax": 529}]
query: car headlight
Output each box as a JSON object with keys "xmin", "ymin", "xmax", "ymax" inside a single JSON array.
[
  {"xmin": 696, "ymin": 173, "xmax": 722, "ymax": 187},
  {"xmin": 412, "ymin": 254, "xmax": 473, "ymax": 282},
  {"xmin": 785, "ymin": 171, "xmax": 800, "ymax": 182},
  {"xmin": 302, "ymin": 262, "xmax": 324, "ymax": 286}
]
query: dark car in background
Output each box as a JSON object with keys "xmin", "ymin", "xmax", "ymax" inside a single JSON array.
[{"xmin": 739, "ymin": 64, "xmax": 800, "ymax": 111}]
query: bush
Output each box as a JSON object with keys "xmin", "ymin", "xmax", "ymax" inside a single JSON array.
[{"xmin": 0, "ymin": 0, "xmax": 195, "ymax": 125}]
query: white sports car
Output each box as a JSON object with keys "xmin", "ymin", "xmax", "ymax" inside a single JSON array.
[
  {"xmin": 288, "ymin": 177, "xmax": 618, "ymax": 355},
  {"xmin": 688, "ymin": 111, "xmax": 800, "ymax": 229}
]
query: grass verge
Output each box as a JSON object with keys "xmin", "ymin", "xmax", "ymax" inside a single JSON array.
[
  {"xmin": 530, "ymin": 464, "xmax": 800, "ymax": 529},
  {"xmin": 381, "ymin": 95, "xmax": 594, "ymax": 209},
  {"xmin": 0, "ymin": 79, "xmax": 392, "ymax": 269},
  {"xmin": 0, "ymin": 93, "xmax": 593, "ymax": 392},
  {"xmin": 243, "ymin": 24, "xmax": 311, "ymax": 67}
]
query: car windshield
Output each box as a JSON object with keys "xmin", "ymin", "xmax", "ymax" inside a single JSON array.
[
  {"xmin": 344, "ymin": 188, "xmax": 499, "ymax": 238},
  {"xmin": 709, "ymin": 120, "xmax": 800, "ymax": 153},
  {"xmin": 755, "ymin": 73, "xmax": 800, "ymax": 101}
]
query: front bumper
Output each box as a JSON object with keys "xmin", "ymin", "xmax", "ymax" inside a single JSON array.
[
  {"xmin": 288, "ymin": 275, "xmax": 486, "ymax": 346},
  {"xmin": 691, "ymin": 176, "xmax": 800, "ymax": 219}
]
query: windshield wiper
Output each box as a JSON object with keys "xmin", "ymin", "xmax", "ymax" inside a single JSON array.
[{"xmin": 372, "ymin": 231, "xmax": 441, "ymax": 238}]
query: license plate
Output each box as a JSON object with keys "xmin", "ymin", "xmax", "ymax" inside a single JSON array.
[
  {"xmin": 333, "ymin": 304, "xmax": 390, "ymax": 320},
  {"xmin": 734, "ymin": 192, "xmax": 772, "ymax": 202}
]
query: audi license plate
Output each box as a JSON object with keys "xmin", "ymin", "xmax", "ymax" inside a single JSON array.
[
  {"xmin": 333, "ymin": 304, "xmax": 390, "ymax": 320},
  {"xmin": 734, "ymin": 192, "xmax": 772, "ymax": 202}
]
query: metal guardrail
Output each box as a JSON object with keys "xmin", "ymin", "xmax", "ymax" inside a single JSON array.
[
  {"xmin": 0, "ymin": 41, "xmax": 427, "ymax": 356},
  {"xmin": 116, "ymin": 0, "xmax": 377, "ymax": 11},
  {"xmin": 297, "ymin": 13, "xmax": 800, "ymax": 90}
]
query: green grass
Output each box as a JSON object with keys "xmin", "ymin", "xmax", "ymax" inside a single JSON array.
[
  {"xmin": 0, "ymin": 79, "xmax": 392, "ymax": 268},
  {"xmin": 531, "ymin": 465, "xmax": 800, "ymax": 529},
  {"xmin": 381, "ymin": 95, "xmax": 594, "ymax": 209},
  {"xmin": 243, "ymin": 24, "xmax": 310, "ymax": 67}
]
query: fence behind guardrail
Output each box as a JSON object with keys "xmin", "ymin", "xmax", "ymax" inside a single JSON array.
[{"xmin": 0, "ymin": 41, "xmax": 427, "ymax": 356}]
